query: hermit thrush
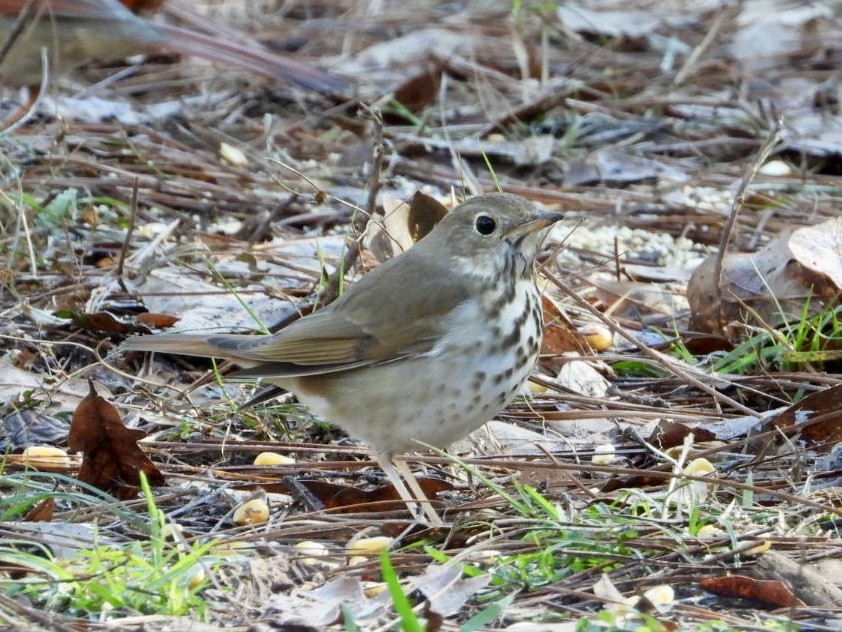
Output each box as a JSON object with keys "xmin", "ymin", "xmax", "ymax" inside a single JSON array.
[{"xmin": 122, "ymin": 193, "xmax": 562, "ymax": 523}]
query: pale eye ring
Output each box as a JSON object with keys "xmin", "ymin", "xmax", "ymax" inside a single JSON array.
[{"xmin": 474, "ymin": 214, "xmax": 496, "ymax": 235}]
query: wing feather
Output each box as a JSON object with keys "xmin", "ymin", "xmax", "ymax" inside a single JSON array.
[{"xmin": 124, "ymin": 247, "xmax": 471, "ymax": 378}]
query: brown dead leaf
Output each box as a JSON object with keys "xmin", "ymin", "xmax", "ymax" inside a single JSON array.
[
  {"xmin": 689, "ymin": 218, "xmax": 842, "ymax": 334},
  {"xmin": 68, "ymin": 381, "xmax": 164, "ymax": 499},
  {"xmin": 136, "ymin": 312, "xmax": 180, "ymax": 328},
  {"xmin": 23, "ymin": 498, "xmax": 54, "ymax": 522},
  {"xmin": 678, "ymin": 335, "xmax": 734, "ymax": 355},
  {"xmin": 65, "ymin": 311, "xmax": 149, "ymax": 336},
  {"xmin": 541, "ymin": 294, "xmax": 588, "ymax": 355},
  {"xmin": 288, "ymin": 477, "xmax": 451, "ymax": 515},
  {"xmin": 752, "ymin": 384, "xmax": 842, "ymax": 452},
  {"xmin": 600, "ymin": 473, "xmax": 668, "ymax": 493},
  {"xmin": 121, "ymin": 0, "xmax": 167, "ymax": 14},
  {"xmin": 393, "ymin": 65, "xmax": 443, "ymax": 114},
  {"xmin": 699, "ymin": 575, "xmax": 804, "ymax": 608},
  {"xmin": 408, "ymin": 191, "xmax": 448, "ymax": 243},
  {"xmin": 649, "ymin": 420, "xmax": 717, "ymax": 450},
  {"xmin": 365, "ymin": 192, "xmax": 449, "ymax": 263}
]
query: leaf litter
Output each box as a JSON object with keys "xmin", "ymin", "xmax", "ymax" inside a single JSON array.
[{"xmin": 2, "ymin": 0, "xmax": 842, "ymax": 629}]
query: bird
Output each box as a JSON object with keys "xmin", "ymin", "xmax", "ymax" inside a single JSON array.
[
  {"xmin": 121, "ymin": 193, "xmax": 563, "ymax": 524},
  {"xmin": 0, "ymin": 0, "xmax": 348, "ymax": 94}
]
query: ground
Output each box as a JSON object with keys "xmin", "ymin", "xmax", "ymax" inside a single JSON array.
[{"xmin": 2, "ymin": 0, "xmax": 842, "ymax": 630}]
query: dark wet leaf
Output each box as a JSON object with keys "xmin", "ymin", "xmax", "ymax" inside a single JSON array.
[{"xmin": 68, "ymin": 381, "xmax": 164, "ymax": 499}]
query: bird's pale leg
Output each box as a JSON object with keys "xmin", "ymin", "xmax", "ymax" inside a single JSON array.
[{"xmin": 375, "ymin": 453, "xmax": 443, "ymax": 526}]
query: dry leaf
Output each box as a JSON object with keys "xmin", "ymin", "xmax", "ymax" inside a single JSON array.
[
  {"xmin": 288, "ymin": 477, "xmax": 451, "ymax": 515},
  {"xmin": 364, "ymin": 192, "xmax": 448, "ymax": 263},
  {"xmin": 68, "ymin": 381, "xmax": 165, "ymax": 499},
  {"xmin": 649, "ymin": 420, "xmax": 717, "ymax": 450},
  {"xmin": 63, "ymin": 310, "xmax": 145, "ymax": 335},
  {"xmin": 541, "ymin": 294, "xmax": 588, "ymax": 355},
  {"xmin": 23, "ymin": 498, "xmax": 54, "ymax": 522},
  {"xmin": 756, "ymin": 551, "xmax": 842, "ymax": 608},
  {"xmin": 555, "ymin": 358, "xmax": 610, "ymax": 398},
  {"xmin": 688, "ymin": 218, "xmax": 842, "ymax": 333},
  {"xmin": 408, "ymin": 191, "xmax": 448, "ymax": 243},
  {"xmin": 1, "ymin": 409, "xmax": 68, "ymax": 452},
  {"xmin": 557, "ymin": 2, "xmax": 661, "ymax": 39},
  {"xmin": 732, "ymin": 2, "xmax": 833, "ymax": 72},
  {"xmin": 136, "ymin": 312, "xmax": 180, "ymax": 328},
  {"xmin": 595, "ymin": 281, "xmax": 688, "ymax": 318},
  {"xmin": 134, "ymin": 268, "xmax": 296, "ymax": 333},
  {"xmin": 393, "ymin": 65, "xmax": 443, "ymax": 113},
  {"xmin": 593, "ymin": 574, "xmax": 632, "ymax": 612},
  {"xmin": 788, "ymin": 217, "xmax": 842, "ymax": 287},
  {"xmin": 397, "ymin": 134, "xmax": 555, "ymax": 167},
  {"xmin": 699, "ymin": 575, "xmax": 804, "ymax": 608},
  {"xmin": 751, "ymin": 383, "xmax": 842, "ymax": 452}
]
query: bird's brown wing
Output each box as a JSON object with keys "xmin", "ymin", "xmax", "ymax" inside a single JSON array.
[
  {"xmin": 209, "ymin": 253, "xmax": 471, "ymax": 375},
  {"xmin": 123, "ymin": 251, "xmax": 472, "ymax": 378}
]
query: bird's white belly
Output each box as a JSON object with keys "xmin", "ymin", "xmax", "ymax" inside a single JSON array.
[{"xmin": 284, "ymin": 281, "xmax": 542, "ymax": 456}]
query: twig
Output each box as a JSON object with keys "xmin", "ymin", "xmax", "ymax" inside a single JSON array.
[
  {"xmin": 0, "ymin": 48, "xmax": 48, "ymax": 135},
  {"xmin": 116, "ymin": 178, "xmax": 139, "ymax": 290},
  {"xmin": 247, "ymin": 194, "xmax": 298, "ymax": 245},
  {"xmin": 672, "ymin": 6, "xmax": 732, "ymax": 86},
  {"xmin": 0, "ymin": 0, "xmax": 38, "ymax": 69},
  {"xmin": 317, "ymin": 107, "xmax": 384, "ymax": 307},
  {"xmin": 713, "ymin": 118, "xmax": 783, "ymax": 329},
  {"xmin": 10, "ymin": 189, "xmax": 37, "ymax": 276},
  {"xmin": 440, "ymin": 73, "xmax": 482, "ymax": 195},
  {"xmin": 0, "ymin": 0, "xmax": 47, "ymax": 135}
]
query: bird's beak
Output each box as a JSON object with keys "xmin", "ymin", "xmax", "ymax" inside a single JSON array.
[{"xmin": 506, "ymin": 209, "xmax": 564, "ymax": 239}]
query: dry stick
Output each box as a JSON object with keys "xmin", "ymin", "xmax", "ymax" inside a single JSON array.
[
  {"xmin": 247, "ymin": 193, "xmax": 298, "ymax": 246},
  {"xmin": 672, "ymin": 6, "xmax": 732, "ymax": 87},
  {"xmin": 439, "ymin": 73, "xmax": 482, "ymax": 196},
  {"xmin": 317, "ymin": 107, "xmax": 384, "ymax": 307},
  {"xmin": 758, "ymin": 551, "xmax": 842, "ymax": 609},
  {"xmin": 713, "ymin": 119, "xmax": 783, "ymax": 329},
  {"xmin": 0, "ymin": 0, "xmax": 48, "ymax": 135},
  {"xmin": 0, "ymin": 0, "xmax": 38, "ymax": 68},
  {"xmin": 116, "ymin": 177, "xmax": 139, "ymax": 289},
  {"xmin": 8, "ymin": 187, "xmax": 37, "ymax": 276}
]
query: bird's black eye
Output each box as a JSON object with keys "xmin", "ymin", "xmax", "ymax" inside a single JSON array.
[{"xmin": 474, "ymin": 214, "xmax": 496, "ymax": 235}]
